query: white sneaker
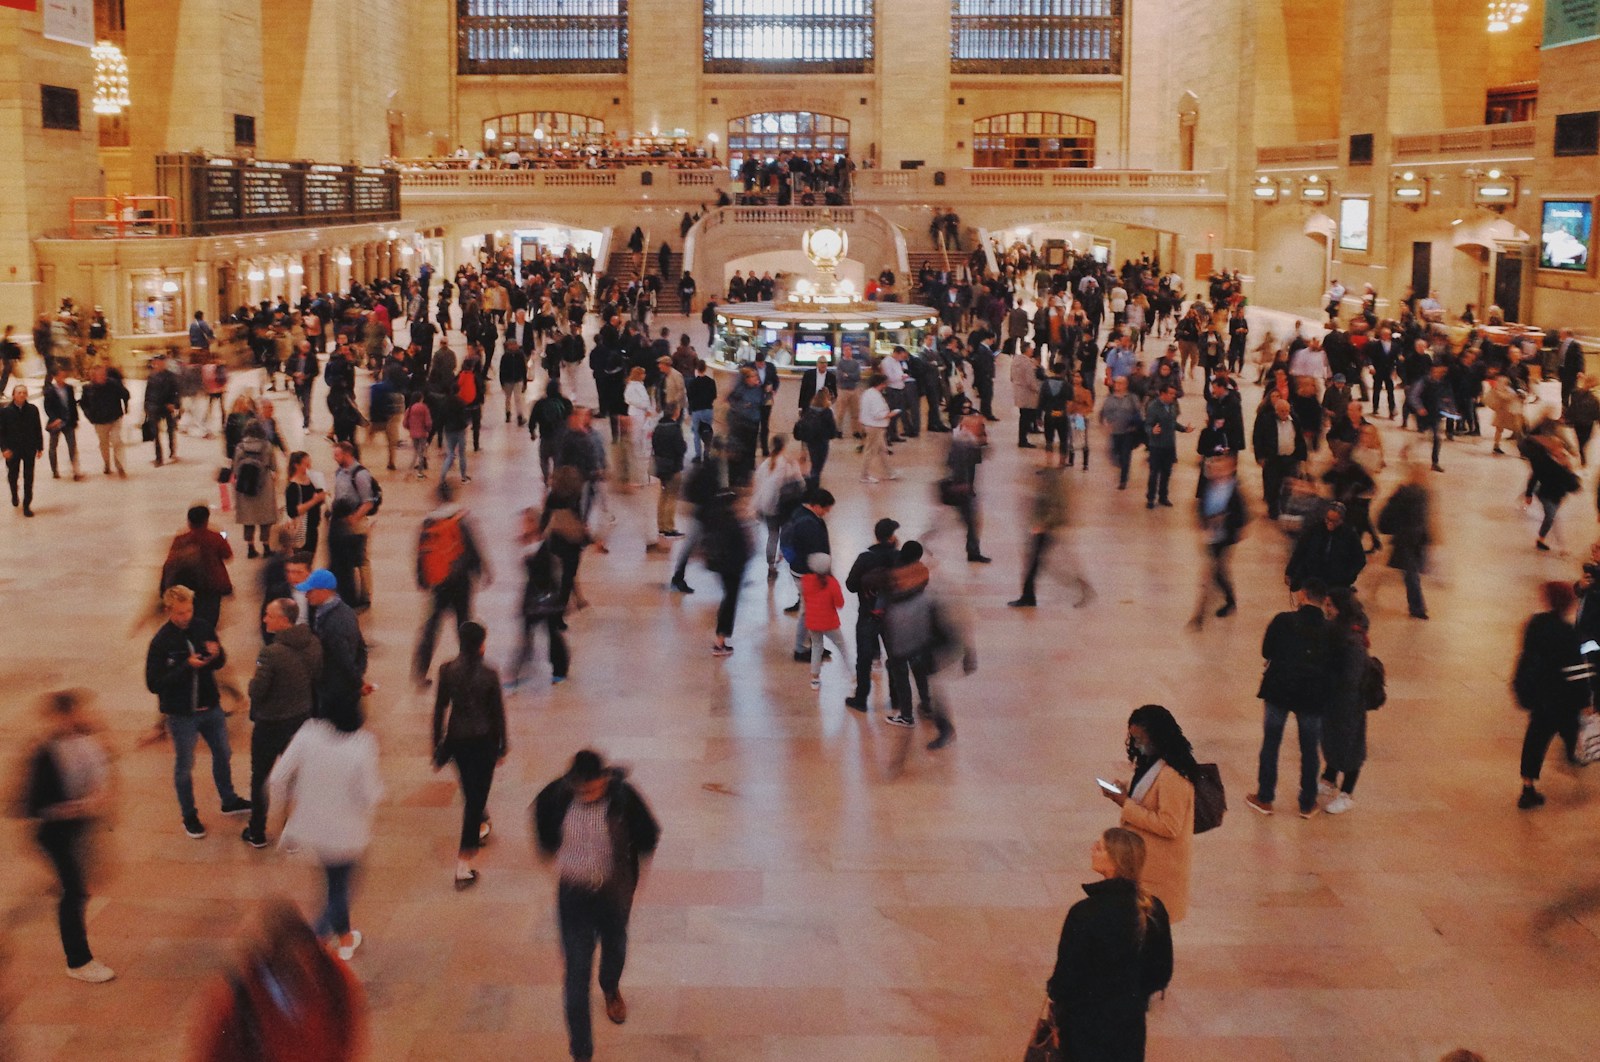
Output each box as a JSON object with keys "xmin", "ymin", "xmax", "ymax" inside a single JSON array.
[
  {"xmin": 1317, "ymin": 780, "xmax": 1338, "ymax": 800},
  {"xmin": 67, "ymin": 960, "xmax": 116, "ymax": 983},
  {"xmin": 1325, "ymin": 793, "xmax": 1355, "ymax": 815}
]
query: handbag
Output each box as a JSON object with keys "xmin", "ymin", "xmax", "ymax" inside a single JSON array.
[
  {"xmin": 288, "ymin": 514, "xmax": 308, "ymax": 549},
  {"xmin": 141, "ymin": 418, "xmax": 157, "ymax": 442},
  {"xmin": 1191, "ymin": 762, "xmax": 1228, "ymax": 834},
  {"xmin": 1023, "ymin": 998, "xmax": 1065, "ymax": 1062}
]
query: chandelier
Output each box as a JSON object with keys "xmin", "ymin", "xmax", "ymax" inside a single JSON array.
[
  {"xmin": 1486, "ymin": 1, "xmax": 1528, "ymax": 32},
  {"xmin": 92, "ymin": 41, "xmax": 129, "ymax": 115}
]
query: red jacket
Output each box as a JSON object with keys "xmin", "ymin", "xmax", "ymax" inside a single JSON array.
[
  {"xmin": 161, "ymin": 528, "xmax": 234, "ymax": 596},
  {"xmin": 801, "ymin": 573, "xmax": 844, "ymax": 632}
]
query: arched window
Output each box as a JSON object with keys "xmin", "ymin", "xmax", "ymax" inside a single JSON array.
[
  {"xmin": 726, "ymin": 112, "xmax": 851, "ymax": 172},
  {"xmin": 457, "ymin": 1, "xmax": 628, "ymax": 74},
  {"xmin": 703, "ymin": 0, "xmax": 874, "ymax": 73},
  {"xmin": 482, "ymin": 112, "xmax": 606, "ymax": 155},
  {"xmin": 972, "ymin": 112, "xmax": 1096, "ymax": 169},
  {"xmin": 950, "ymin": 0, "xmax": 1122, "ymax": 74}
]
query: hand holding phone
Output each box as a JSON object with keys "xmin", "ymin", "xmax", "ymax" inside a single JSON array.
[{"xmin": 1096, "ymin": 778, "xmax": 1122, "ymax": 795}]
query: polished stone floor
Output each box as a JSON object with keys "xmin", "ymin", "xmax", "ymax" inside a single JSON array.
[{"xmin": 2, "ymin": 309, "xmax": 1598, "ymax": 1062}]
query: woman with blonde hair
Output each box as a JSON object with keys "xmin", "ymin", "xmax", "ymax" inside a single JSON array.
[{"xmin": 1045, "ymin": 827, "xmax": 1173, "ymax": 1062}]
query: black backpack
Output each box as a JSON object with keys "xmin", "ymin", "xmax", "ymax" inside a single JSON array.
[{"xmin": 355, "ymin": 465, "xmax": 383, "ymax": 514}]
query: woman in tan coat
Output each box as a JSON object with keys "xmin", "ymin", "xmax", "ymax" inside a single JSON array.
[{"xmin": 1102, "ymin": 704, "xmax": 1196, "ymax": 922}]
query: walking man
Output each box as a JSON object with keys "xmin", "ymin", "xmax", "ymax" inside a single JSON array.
[
  {"xmin": 242, "ymin": 598, "xmax": 321, "ymax": 847},
  {"xmin": 413, "ymin": 482, "xmax": 489, "ymax": 686},
  {"xmin": 535, "ymin": 750, "xmax": 661, "ymax": 1062}
]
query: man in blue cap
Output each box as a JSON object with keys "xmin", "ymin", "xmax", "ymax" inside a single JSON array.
[{"xmin": 296, "ymin": 568, "xmax": 370, "ymax": 719}]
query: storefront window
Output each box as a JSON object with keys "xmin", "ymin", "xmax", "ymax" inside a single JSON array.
[{"xmin": 131, "ymin": 272, "xmax": 185, "ymax": 334}]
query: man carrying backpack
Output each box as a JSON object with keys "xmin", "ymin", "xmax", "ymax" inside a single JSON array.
[
  {"xmin": 1246, "ymin": 578, "xmax": 1334, "ymax": 818},
  {"xmin": 413, "ymin": 481, "xmax": 489, "ymax": 688},
  {"xmin": 778, "ymin": 488, "xmax": 834, "ymax": 662},
  {"xmin": 458, "ymin": 347, "xmax": 488, "ymax": 452}
]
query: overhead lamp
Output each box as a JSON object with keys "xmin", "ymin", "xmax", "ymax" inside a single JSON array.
[
  {"xmin": 1300, "ymin": 176, "xmax": 1329, "ymax": 203},
  {"xmin": 288, "ymin": 262, "xmax": 305, "ymax": 275},
  {"xmin": 268, "ymin": 266, "xmax": 286, "ymax": 278},
  {"xmin": 878, "ymin": 321, "xmax": 906, "ymax": 329},
  {"xmin": 247, "ymin": 269, "xmax": 266, "ymax": 282},
  {"xmin": 1252, "ymin": 176, "xmax": 1280, "ymax": 203},
  {"xmin": 337, "ymin": 254, "xmax": 353, "ymax": 266},
  {"xmin": 1474, "ymin": 173, "xmax": 1517, "ymax": 211},
  {"xmin": 1393, "ymin": 173, "xmax": 1429, "ymax": 208},
  {"xmin": 533, "ymin": 128, "xmax": 546, "ymax": 141},
  {"xmin": 161, "ymin": 280, "xmax": 180, "ymax": 294},
  {"xmin": 484, "ymin": 127, "xmax": 497, "ymax": 140},
  {"xmin": 92, "ymin": 41, "xmax": 129, "ymax": 116},
  {"xmin": 1487, "ymin": 1, "xmax": 1528, "ymax": 32}
]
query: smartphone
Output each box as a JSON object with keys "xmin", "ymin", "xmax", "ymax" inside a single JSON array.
[{"xmin": 1096, "ymin": 778, "xmax": 1122, "ymax": 795}]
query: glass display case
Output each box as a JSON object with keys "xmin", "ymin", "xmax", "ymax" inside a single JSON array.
[
  {"xmin": 712, "ymin": 303, "xmax": 937, "ymax": 369},
  {"xmin": 130, "ymin": 270, "xmax": 186, "ymax": 335}
]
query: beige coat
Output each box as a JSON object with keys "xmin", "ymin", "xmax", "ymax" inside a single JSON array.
[{"xmin": 1119, "ymin": 765, "xmax": 1194, "ymax": 922}]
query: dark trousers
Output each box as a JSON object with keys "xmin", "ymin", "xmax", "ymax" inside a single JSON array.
[
  {"xmin": 1019, "ymin": 531, "xmax": 1054, "ymax": 601},
  {"xmin": 1111, "ymin": 433, "xmax": 1135, "ymax": 487},
  {"xmin": 39, "ymin": 825, "xmax": 92, "ymax": 968},
  {"xmin": 6, "ymin": 452, "xmax": 35, "ymax": 508},
  {"xmin": 328, "ymin": 528, "xmax": 368, "ymax": 609},
  {"xmin": 976, "ymin": 380, "xmax": 995, "ymax": 419},
  {"xmin": 758, "ymin": 403, "xmax": 773, "ymax": 455},
  {"xmin": 316, "ymin": 862, "xmax": 354, "ymax": 938},
  {"xmin": 448, "ymin": 737, "xmax": 499, "ymax": 851},
  {"xmin": 715, "ymin": 567, "xmax": 741, "ymax": 637},
  {"xmin": 166, "ymin": 709, "xmax": 239, "ymax": 820},
  {"xmin": 1421, "ymin": 416, "xmax": 1442, "ymax": 466},
  {"xmin": 248, "ymin": 716, "xmax": 305, "ymax": 838},
  {"xmin": 1256, "ymin": 702, "xmax": 1324, "ymax": 812},
  {"xmin": 1262, "ymin": 456, "xmax": 1296, "ymax": 518},
  {"xmin": 1520, "ymin": 707, "xmax": 1580, "ymax": 781},
  {"xmin": 193, "ymin": 591, "xmax": 222, "ymax": 631},
  {"xmin": 47, "ymin": 425, "xmax": 78, "ymax": 475},
  {"xmin": 925, "ymin": 392, "xmax": 948, "ymax": 431},
  {"xmin": 885, "ymin": 389, "xmax": 905, "ymax": 442},
  {"xmin": 514, "ymin": 612, "xmax": 569, "ymax": 680},
  {"xmin": 559, "ymin": 881, "xmax": 632, "ymax": 1062},
  {"xmin": 1403, "ymin": 566, "xmax": 1426, "ymax": 617},
  {"xmin": 1371, "ymin": 375, "xmax": 1394, "ymax": 417},
  {"xmin": 951, "ymin": 497, "xmax": 981, "ymax": 557},
  {"xmin": 902, "ymin": 383, "xmax": 922, "ymax": 436},
  {"xmin": 147, "ymin": 410, "xmax": 177, "ymax": 461},
  {"xmin": 1200, "ymin": 542, "xmax": 1236, "ymax": 611},
  {"xmin": 1146, "ymin": 449, "xmax": 1176, "ymax": 503},
  {"xmin": 853, "ymin": 614, "xmax": 885, "ymax": 702},
  {"xmin": 468, "ymin": 404, "xmax": 482, "ymax": 450},
  {"xmin": 887, "ymin": 651, "xmax": 932, "ymax": 716},
  {"xmin": 1018, "ymin": 408, "xmax": 1037, "ymax": 444},
  {"xmin": 414, "ymin": 579, "xmax": 473, "ymax": 679}
]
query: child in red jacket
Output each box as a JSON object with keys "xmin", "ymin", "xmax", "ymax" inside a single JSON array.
[{"xmin": 800, "ymin": 553, "xmax": 853, "ymax": 690}]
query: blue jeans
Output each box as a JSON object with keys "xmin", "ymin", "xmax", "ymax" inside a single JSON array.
[
  {"xmin": 559, "ymin": 882, "xmax": 630, "ymax": 1062},
  {"xmin": 441, "ymin": 429, "xmax": 468, "ymax": 479},
  {"xmin": 1256, "ymin": 702, "xmax": 1323, "ymax": 812},
  {"xmin": 166, "ymin": 710, "xmax": 238, "ymax": 819},
  {"xmin": 316, "ymin": 862, "xmax": 354, "ymax": 938},
  {"xmin": 690, "ymin": 409, "xmax": 714, "ymax": 460}
]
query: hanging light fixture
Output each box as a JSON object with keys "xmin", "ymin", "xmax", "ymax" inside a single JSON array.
[
  {"xmin": 1487, "ymin": 1, "xmax": 1528, "ymax": 32},
  {"xmin": 92, "ymin": 41, "xmax": 129, "ymax": 116}
]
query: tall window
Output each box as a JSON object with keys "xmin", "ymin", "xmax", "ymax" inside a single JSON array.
[
  {"xmin": 703, "ymin": 0, "xmax": 874, "ymax": 74},
  {"xmin": 951, "ymin": 0, "xmax": 1122, "ymax": 75},
  {"xmin": 457, "ymin": 0, "xmax": 628, "ymax": 75},
  {"xmin": 972, "ymin": 112, "xmax": 1096, "ymax": 168},
  {"xmin": 726, "ymin": 111, "xmax": 851, "ymax": 173},
  {"xmin": 483, "ymin": 111, "xmax": 606, "ymax": 154}
]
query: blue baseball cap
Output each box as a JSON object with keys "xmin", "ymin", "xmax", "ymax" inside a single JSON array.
[{"xmin": 295, "ymin": 568, "xmax": 338, "ymax": 592}]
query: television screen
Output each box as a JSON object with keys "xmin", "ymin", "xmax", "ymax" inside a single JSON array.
[
  {"xmin": 1338, "ymin": 198, "xmax": 1370, "ymax": 252},
  {"xmin": 1540, "ymin": 200, "xmax": 1593, "ymax": 272},
  {"xmin": 794, "ymin": 332, "xmax": 832, "ymax": 365}
]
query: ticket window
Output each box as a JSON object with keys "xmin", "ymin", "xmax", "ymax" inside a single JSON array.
[{"xmin": 131, "ymin": 272, "xmax": 186, "ymax": 335}]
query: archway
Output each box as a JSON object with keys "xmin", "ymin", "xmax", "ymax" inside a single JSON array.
[
  {"xmin": 725, "ymin": 111, "xmax": 851, "ymax": 176},
  {"xmin": 482, "ymin": 111, "xmax": 606, "ymax": 156},
  {"xmin": 972, "ymin": 112, "xmax": 1096, "ymax": 169}
]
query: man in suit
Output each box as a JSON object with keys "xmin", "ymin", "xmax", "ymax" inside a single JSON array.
[
  {"xmin": 1, "ymin": 385, "xmax": 44, "ymax": 516},
  {"xmin": 1252, "ymin": 397, "xmax": 1306, "ymax": 519},
  {"xmin": 968, "ymin": 337, "xmax": 998, "ymax": 421},
  {"xmin": 797, "ymin": 355, "xmax": 837, "ymax": 413},
  {"xmin": 42, "ymin": 366, "xmax": 83, "ymax": 481},
  {"xmin": 1559, "ymin": 328, "xmax": 1586, "ymax": 407}
]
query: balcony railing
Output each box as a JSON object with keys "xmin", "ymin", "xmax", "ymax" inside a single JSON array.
[
  {"xmin": 1256, "ymin": 141, "xmax": 1340, "ymax": 167},
  {"xmin": 1392, "ymin": 121, "xmax": 1535, "ymax": 160}
]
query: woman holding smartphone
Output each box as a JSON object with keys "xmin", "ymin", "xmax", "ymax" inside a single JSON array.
[{"xmin": 1100, "ymin": 704, "xmax": 1196, "ymax": 923}]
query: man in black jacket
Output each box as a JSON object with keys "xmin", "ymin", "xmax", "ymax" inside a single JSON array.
[
  {"xmin": 797, "ymin": 355, "xmax": 837, "ymax": 412},
  {"xmin": 1284, "ymin": 502, "xmax": 1366, "ymax": 592},
  {"xmin": 534, "ymin": 749, "xmax": 660, "ymax": 1062},
  {"xmin": 779, "ymin": 488, "xmax": 834, "ymax": 659},
  {"xmin": 299, "ymin": 568, "xmax": 369, "ymax": 721},
  {"xmin": 80, "ymin": 365, "xmax": 128, "ymax": 476},
  {"xmin": 42, "ymin": 367, "xmax": 82, "ymax": 481},
  {"xmin": 145, "ymin": 584, "xmax": 249, "ymax": 838},
  {"xmin": 1246, "ymin": 579, "xmax": 1333, "ymax": 817},
  {"xmin": 844, "ymin": 518, "xmax": 900, "ymax": 711},
  {"xmin": 1, "ymin": 385, "xmax": 44, "ymax": 516},
  {"xmin": 142, "ymin": 353, "xmax": 181, "ymax": 465},
  {"xmin": 242, "ymin": 598, "xmax": 321, "ymax": 847},
  {"xmin": 1251, "ymin": 397, "xmax": 1306, "ymax": 519}
]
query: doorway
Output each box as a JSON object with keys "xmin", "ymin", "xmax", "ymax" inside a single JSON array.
[
  {"xmin": 1493, "ymin": 253, "xmax": 1523, "ymax": 322},
  {"xmin": 1410, "ymin": 242, "xmax": 1432, "ymax": 299}
]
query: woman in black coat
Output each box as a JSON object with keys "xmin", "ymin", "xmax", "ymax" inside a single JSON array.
[
  {"xmin": 1513, "ymin": 581, "xmax": 1594, "ymax": 808},
  {"xmin": 1047, "ymin": 827, "xmax": 1173, "ymax": 1062}
]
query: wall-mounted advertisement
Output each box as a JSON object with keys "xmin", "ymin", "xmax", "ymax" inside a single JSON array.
[
  {"xmin": 1338, "ymin": 198, "xmax": 1370, "ymax": 252},
  {"xmin": 1539, "ymin": 199, "xmax": 1593, "ymax": 272}
]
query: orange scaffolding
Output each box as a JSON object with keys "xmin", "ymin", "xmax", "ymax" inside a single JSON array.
[{"xmin": 68, "ymin": 195, "xmax": 180, "ymax": 238}]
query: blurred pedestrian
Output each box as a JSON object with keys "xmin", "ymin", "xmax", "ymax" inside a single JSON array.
[
  {"xmin": 431, "ymin": 620, "xmax": 507, "ymax": 890},
  {"xmin": 1512, "ymin": 581, "xmax": 1593, "ymax": 809}
]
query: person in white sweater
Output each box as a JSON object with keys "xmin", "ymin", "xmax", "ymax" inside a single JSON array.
[{"xmin": 268, "ymin": 705, "xmax": 383, "ymax": 961}]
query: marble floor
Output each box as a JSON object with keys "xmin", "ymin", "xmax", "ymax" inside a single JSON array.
[{"xmin": 2, "ymin": 309, "xmax": 1598, "ymax": 1062}]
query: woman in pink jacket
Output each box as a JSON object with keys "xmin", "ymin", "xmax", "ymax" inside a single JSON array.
[{"xmin": 1101, "ymin": 703, "xmax": 1196, "ymax": 922}]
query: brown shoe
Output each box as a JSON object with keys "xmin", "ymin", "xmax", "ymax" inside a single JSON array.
[
  {"xmin": 1244, "ymin": 793, "xmax": 1273, "ymax": 816},
  {"xmin": 604, "ymin": 991, "xmax": 627, "ymax": 1024}
]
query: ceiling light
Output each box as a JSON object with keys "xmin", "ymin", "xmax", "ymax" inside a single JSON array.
[
  {"xmin": 1487, "ymin": 1, "xmax": 1528, "ymax": 32},
  {"xmin": 92, "ymin": 41, "xmax": 129, "ymax": 116}
]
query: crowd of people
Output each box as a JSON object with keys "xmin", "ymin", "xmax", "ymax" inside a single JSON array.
[{"xmin": 6, "ymin": 228, "xmax": 1586, "ymax": 1061}]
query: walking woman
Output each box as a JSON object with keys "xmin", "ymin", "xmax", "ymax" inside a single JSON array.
[
  {"xmin": 268, "ymin": 702, "xmax": 383, "ymax": 961},
  {"xmin": 432, "ymin": 620, "xmax": 507, "ymax": 890},
  {"xmin": 752, "ymin": 437, "xmax": 806, "ymax": 580},
  {"xmin": 1522, "ymin": 428, "xmax": 1580, "ymax": 552},
  {"xmin": 1318, "ymin": 588, "xmax": 1372, "ymax": 815},
  {"xmin": 701, "ymin": 488, "xmax": 753, "ymax": 656},
  {"xmin": 285, "ymin": 451, "xmax": 329, "ymax": 561},
  {"xmin": 1045, "ymin": 828, "xmax": 1173, "ymax": 1062},
  {"xmin": 1101, "ymin": 704, "xmax": 1196, "ymax": 922},
  {"xmin": 22, "ymin": 689, "xmax": 115, "ymax": 983},
  {"xmin": 231, "ymin": 419, "xmax": 281, "ymax": 559},
  {"xmin": 510, "ymin": 508, "xmax": 570, "ymax": 687},
  {"xmin": 1512, "ymin": 581, "xmax": 1594, "ymax": 809}
]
